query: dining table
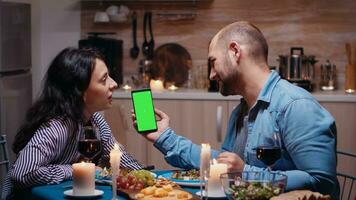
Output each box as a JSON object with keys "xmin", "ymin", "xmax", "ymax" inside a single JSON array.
[{"xmin": 29, "ymin": 170, "xmax": 203, "ymax": 200}]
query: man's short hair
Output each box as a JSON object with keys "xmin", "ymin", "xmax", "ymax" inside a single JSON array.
[{"xmin": 216, "ymin": 21, "xmax": 268, "ymax": 62}]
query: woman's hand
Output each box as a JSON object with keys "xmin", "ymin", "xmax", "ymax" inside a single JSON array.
[
  {"xmin": 131, "ymin": 108, "xmax": 170, "ymax": 143},
  {"xmin": 217, "ymin": 151, "xmax": 245, "ymax": 172}
]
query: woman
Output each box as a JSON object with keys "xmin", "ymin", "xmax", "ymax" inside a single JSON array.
[{"xmin": 1, "ymin": 47, "xmax": 142, "ymax": 199}]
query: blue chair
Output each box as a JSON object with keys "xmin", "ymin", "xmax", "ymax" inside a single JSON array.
[{"xmin": 337, "ymin": 150, "xmax": 356, "ymax": 200}]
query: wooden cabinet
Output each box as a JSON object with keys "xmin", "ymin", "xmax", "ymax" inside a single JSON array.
[
  {"xmin": 320, "ymin": 102, "xmax": 356, "ymax": 177},
  {"xmin": 104, "ymin": 99, "xmax": 148, "ymax": 165},
  {"xmin": 104, "ymin": 99, "xmax": 229, "ymax": 169}
]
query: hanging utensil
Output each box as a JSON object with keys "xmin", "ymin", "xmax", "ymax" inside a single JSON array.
[
  {"xmin": 142, "ymin": 11, "xmax": 150, "ymax": 57},
  {"xmin": 147, "ymin": 11, "xmax": 155, "ymax": 59},
  {"xmin": 130, "ymin": 12, "xmax": 139, "ymax": 59}
]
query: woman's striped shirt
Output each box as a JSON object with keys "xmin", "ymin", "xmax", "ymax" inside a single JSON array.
[{"xmin": 1, "ymin": 112, "xmax": 142, "ymax": 198}]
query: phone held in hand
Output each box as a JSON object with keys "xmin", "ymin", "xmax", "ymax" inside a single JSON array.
[{"xmin": 131, "ymin": 89, "xmax": 158, "ymax": 133}]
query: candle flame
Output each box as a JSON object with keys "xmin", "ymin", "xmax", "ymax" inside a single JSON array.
[
  {"xmin": 122, "ymin": 84, "xmax": 131, "ymax": 90},
  {"xmin": 212, "ymin": 158, "xmax": 217, "ymax": 164},
  {"xmin": 168, "ymin": 85, "xmax": 178, "ymax": 91},
  {"xmin": 114, "ymin": 143, "xmax": 119, "ymax": 150}
]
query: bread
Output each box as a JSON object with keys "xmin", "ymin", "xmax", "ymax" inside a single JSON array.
[
  {"xmin": 177, "ymin": 191, "xmax": 189, "ymax": 199},
  {"xmin": 141, "ymin": 186, "xmax": 156, "ymax": 195},
  {"xmin": 153, "ymin": 188, "xmax": 169, "ymax": 198}
]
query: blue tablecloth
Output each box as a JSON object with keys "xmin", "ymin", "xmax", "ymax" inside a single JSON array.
[{"xmin": 30, "ymin": 170, "xmax": 200, "ymax": 200}]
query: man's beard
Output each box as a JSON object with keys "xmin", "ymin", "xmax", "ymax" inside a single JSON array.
[{"xmin": 219, "ymin": 74, "xmax": 237, "ymax": 96}]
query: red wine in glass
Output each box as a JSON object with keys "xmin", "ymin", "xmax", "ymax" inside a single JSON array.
[
  {"xmin": 78, "ymin": 139, "xmax": 101, "ymax": 159},
  {"xmin": 78, "ymin": 125, "xmax": 101, "ymax": 162},
  {"xmin": 256, "ymin": 146, "xmax": 281, "ymax": 166},
  {"xmin": 256, "ymin": 132, "xmax": 282, "ymax": 169}
]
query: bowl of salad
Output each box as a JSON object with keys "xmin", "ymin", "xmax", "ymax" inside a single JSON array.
[{"xmin": 220, "ymin": 171, "xmax": 287, "ymax": 200}]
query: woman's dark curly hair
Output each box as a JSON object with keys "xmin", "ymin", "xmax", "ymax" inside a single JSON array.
[{"xmin": 13, "ymin": 47, "xmax": 104, "ymax": 154}]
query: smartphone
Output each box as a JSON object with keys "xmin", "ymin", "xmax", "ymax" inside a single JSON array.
[{"xmin": 131, "ymin": 89, "xmax": 157, "ymax": 133}]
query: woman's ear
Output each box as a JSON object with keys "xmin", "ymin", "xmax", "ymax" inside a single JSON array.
[
  {"xmin": 83, "ymin": 92, "xmax": 87, "ymax": 103},
  {"xmin": 229, "ymin": 41, "xmax": 241, "ymax": 61}
]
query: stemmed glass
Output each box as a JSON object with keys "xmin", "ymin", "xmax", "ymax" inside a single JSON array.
[
  {"xmin": 78, "ymin": 125, "xmax": 102, "ymax": 162},
  {"xmin": 256, "ymin": 132, "xmax": 282, "ymax": 170},
  {"xmin": 200, "ymin": 144, "xmax": 211, "ymax": 199}
]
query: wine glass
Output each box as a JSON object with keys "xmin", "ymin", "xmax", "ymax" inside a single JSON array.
[
  {"xmin": 199, "ymin": 144, "xmax": 211, "ymax": 199},
  {"xmin": 78, "ymin": 125, "xmax": 102, "ymax": 162},
  {"xmin": 256, "ymin": 132, "xmax": 282, "ymax": 170}
]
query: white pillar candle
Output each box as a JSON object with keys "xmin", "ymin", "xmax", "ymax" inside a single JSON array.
[
  {"xmin": 72, "ymin": 162, "xmax": 95, "ymax": 195},
  {"xmin": 208, "ymin": 159, "xmax": 227, "ymax": 197},
  {"xmin": 150, "ymin": 79, "xmax": 164, "ymax": 92},
  {"xmin": 110, "ymin": 143, "xmax": 122, "ymax": 200}
]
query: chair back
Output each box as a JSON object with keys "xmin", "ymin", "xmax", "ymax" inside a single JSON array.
[
  {"xmin": 0, "ymin": 135, "xmax": 10, "ymax": 171},
  {"xmin": 0, "ymin": 134, "xmax": 10, "ymax": 194},
  {"xmin": 337, "ymin": 150, "xmax": 356, "ymax": 200}
]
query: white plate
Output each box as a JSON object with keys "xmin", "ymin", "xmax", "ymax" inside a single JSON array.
[
  {"xmin": 195, "ymin": 190, "xmax": 226, "ymax": 198},
  {"xmin": 64, "ymin": 189, "xmax": 104, "ymax": 198},
  {"xmin": 159, "ymin": 171, "xmax": 201, "ymax": 187}
]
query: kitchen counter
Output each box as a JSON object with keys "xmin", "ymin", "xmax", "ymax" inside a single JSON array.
[{"xmin": 113, "ymin": 88, "xmax": 356, "ymax": 102}]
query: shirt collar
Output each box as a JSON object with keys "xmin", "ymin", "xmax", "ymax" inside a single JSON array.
[{"xmin": 256, "ymin": 70, "xmax": 281, "ymax": 103}]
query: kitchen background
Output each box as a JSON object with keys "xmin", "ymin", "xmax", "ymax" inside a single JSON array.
[
  {"xmin": 3, "ymin": 0, "xmax": 356, "ymax": 97},
  {"xmin": 81, "ymin": 0, "xmax": 356, "ymax": 90}
]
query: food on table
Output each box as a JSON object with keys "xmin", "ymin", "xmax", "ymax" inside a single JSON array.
[
  {"xmin": 177, "ymin": 191, "xmax": 189, "ymax": 199},
  {"xmin": 171, "ymin": 169, "xmax": 200, "ymax": 180},
  {"xmin": 117, "ymin": 169, "xmax": 155, "ymax": 191},
  {"xmin": 134, "ymin": 178, "xmax": 192, "ymax": 199},
  {"xmin": 95, "ymin": 167, "xmax": 134, "ymax": 180},
  {"xmin": 229, "ymin": 179, "xmax": 282, "ymax": 200},
  {"xmin": 154, "ymin": 178, "xmax": 179, "ymax": 188},
  {"xmin": 95, "ymin": 167, "xmax": 112, "ymax": 179},
  {"xmin": 153, "ymin": 188, "xmax": 169, "ymax": 198}
]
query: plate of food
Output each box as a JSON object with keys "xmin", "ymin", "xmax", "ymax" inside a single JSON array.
[
  {"xmin": 95, "ymin": 168, "xmax": 156, "ymax": 186},
  {"xmin": 159, "ymin": 169, "xmax": 201, "ymax": 187},
  {"xmin": 119, "ymin": 177, "xmax": 198, "ymax": 200}
]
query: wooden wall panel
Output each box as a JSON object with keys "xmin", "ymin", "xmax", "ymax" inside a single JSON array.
[{"xmin": 81, "ymin": 0, "xmax": 356, "ymax": 88}]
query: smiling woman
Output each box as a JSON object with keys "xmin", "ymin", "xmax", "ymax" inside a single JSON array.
[{"xmin": 1, "ymin": 47, "xmax": 143, "ymax": 199}]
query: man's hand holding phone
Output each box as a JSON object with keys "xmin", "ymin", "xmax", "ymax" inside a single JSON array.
[
  {"xmin": 131, "ymin": 108, "xmax": 170, "ymax": 143},
  {"xmin": 131, "ymin": 89, "xmax": 170, "ymax": 142}
]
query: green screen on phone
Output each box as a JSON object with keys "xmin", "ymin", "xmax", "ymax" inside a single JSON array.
[{"xmin": 131, "ymin": 89, "xmax": 157, "ymax": 133}]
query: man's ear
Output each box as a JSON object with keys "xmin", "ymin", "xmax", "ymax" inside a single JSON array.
[{"xmin": 229, "ymin": 41, "xmax": 241, "ymax": 61}]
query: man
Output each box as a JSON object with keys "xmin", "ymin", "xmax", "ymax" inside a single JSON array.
[{"xmin": 132, "ymin": 21, "xmax": 339, "ymax": 198}]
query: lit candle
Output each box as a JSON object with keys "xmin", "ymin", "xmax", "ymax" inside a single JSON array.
[
  {"xmin": 72, "ymin": 162, "xmax": 95, "ymax": 195},
  {"xmin": 168, "ymin": 84, "xmax": 178, "ymax": 91},
  {"xmin": 208, "ymin": 159, "xmax": 227, "ymax": 197},
  {"xmin": 150, "ymin": 79, "xmax": 164, "ymax": 92},
  {"xmin": 110, "ymin": 144, "xmax": 122, "ymax": 200},
  {"xmin": 122, "ymin": 84, "xmax": 132, "ymax": 91}
]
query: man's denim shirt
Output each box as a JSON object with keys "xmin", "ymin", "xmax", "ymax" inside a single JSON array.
[{"xmin": 154, "ymin": 70, "xmax": 339, "ymax": 198}]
